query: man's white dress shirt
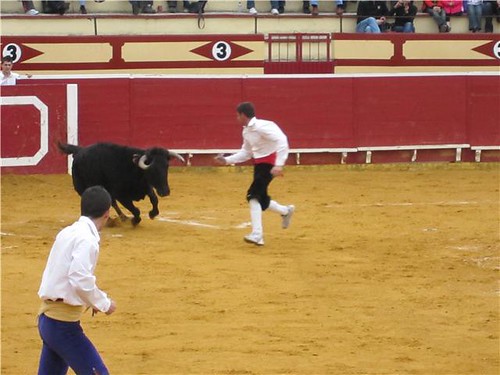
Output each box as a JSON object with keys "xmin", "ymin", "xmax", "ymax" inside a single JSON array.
[
  {"xmin": 225, "ymin": 117, "xmax": 289, "ymax": 166},
  {"xmin": 38, "ymin": 216, "xmax": 111, "ymax": 313},
  {"xmin": 0, "ymin": 72, "xmax": 20, "ymax": 86}
]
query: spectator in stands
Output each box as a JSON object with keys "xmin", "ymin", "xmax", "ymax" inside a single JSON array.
[
  {"xmin": 21, "ymin": 0, "xmax": 39, "ymax": 15},
  {"xmin": 130, "ymin": 0, "xmax": 156, "ymax": 14},
  {"xmin": 482, "ymin": 0, "xmax": 499, "ymax": 32},
  {"xmin": 422, "ymin": 1, "xmax": 450, "ymax": 32},
  {"xmin": 247, "ymin": 0, "xmax": 284, "ymax": 15},
  {"xmin": 79, "ymin": 0, "xmax": 105, "ymax": 15},
  {"xmin": 303, "ymin": 0, "xmax": 346, "ymax": 16},
  {"xmin": 41, "ymin": 0, "xmax": 70, "ymax": 14},
  {"xmin": 441, "ymin": 0, "xmax": 464, "ymax": 30},
  {"xmin": 356, "ymin": 1, "xmax": 389, "ymax": 33},
  {"xmin": 466, "ymin": 0, "xmax": 483, "ymax": 31},
  {"xmin": 1, "ymin": 56, "xmax": 32, "ymax": 86},
  {"xmin": 389, "ymin": 0, "xmax": 417, "ymax": 32},
  {"xmin": 167, "ymin": 1, "xmax": 190, "ymax": 12}
]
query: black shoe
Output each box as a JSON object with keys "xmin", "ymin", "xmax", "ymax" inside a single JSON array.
[
  {"xmin": 80, "ymin": 5, "xmax": 87, "ymax": 14},
  {"xmin": 132, "ymin": 3, "xmax": 140, "ymax": 14},
  {"xmin": 278, "ymin": 6, "xmax": 285, "ymax": 14},
  {"xmin": 303, "ymin": 7, "xmax": 311, "ymax": 14},
  {"xmin": 168, "ymin": 6, "xmax": 177, "ymax": 13}
]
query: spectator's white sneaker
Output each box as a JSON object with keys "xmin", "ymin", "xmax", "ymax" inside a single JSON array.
[
  {"xmin": 248, "ymin": 7, "xmax": 257, "ymax": 15},
  {"xmin": 281, "ymin": 205, "xmax": 295, "ymax": 229},
  {"xmin": 271, "ymin": 8, "xmax": 279, "ymax": 15},
  {"xmin": 26, "ymin": 8, "xmax": 39, "ymax": 15},
  {"xmin": 244, "ymin": 233, "xmax": 264, "ymax": 246}
]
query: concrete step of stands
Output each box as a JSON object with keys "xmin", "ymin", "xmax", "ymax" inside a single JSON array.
[{"xmin": 1, "ymin": 1, "xmax": 497, "ymax": 35}]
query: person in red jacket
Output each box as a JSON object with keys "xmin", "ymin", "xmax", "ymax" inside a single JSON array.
[
  {"xmin": 423, "ymin": 0, "xmax": 450, "ymax": 31},
  {"xmin": 441, "ymin": 0, "xmax": 464, "ymax": 31}
]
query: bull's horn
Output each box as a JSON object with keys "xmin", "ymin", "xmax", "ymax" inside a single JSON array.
[
  {"xmin": 137, "ymin": 154, "xmax": 151, "ymax": 170},
  {"xmin": 169, "ymin": 151, "xmax": 185, "ymax": 164}
]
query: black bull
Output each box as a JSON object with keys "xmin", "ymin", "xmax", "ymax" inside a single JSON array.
[{"xmin": 58, "ymin": 142, "xmax": 185, "ymax": 225}]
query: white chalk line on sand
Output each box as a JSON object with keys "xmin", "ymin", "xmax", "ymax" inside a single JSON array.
[
  {"xmin": 157, "ymin": 217, "xmax": 221, "ymax": 229},
  {"xmin": 326, "ymin": 200, "xmax": 497, "ymax": 208},
  {"xmin": 157, "ymin": 216, "xmax": 251, "ymax": 230}
]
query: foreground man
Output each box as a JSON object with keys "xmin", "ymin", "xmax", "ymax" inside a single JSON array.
[
  {"xmin": 216, "ymin": 102, "xmax": 295, "ymax": 246},
  {"xmin": 37, "ymin": 185, "xmax": 116, "ymax": 375}
]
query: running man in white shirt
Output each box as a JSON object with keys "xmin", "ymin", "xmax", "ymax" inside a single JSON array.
[
  {"xmin": 37, "ymin": 186, "xmax": 116, "ymax": 375},
  {"xmin": 215, "ymin": 102, "xmax": 295, "ymax": 246}
]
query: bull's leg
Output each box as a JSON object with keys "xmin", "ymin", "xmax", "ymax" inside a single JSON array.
[
  {"xmin": 147, "ymin": 188, "xmax": 159, "ymax": 219},
  {"xmin": 112, "ymin": 199, "xmax": 128, "ymax": 221},
  {"xmin": 117, "ymin": 199, "xmax": 142, "ymax": 226}
]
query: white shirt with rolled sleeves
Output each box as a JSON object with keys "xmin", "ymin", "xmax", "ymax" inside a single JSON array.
[
  {"xmin": 224, "ymin": 117, "xmax": 290, "ymax": 166},
  {"xmin": 38, "ymin": 216, "xmax": 111, "ymax": 313}
]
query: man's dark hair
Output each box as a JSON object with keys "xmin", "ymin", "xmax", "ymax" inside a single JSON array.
[
  {"xmin": 236, "ymin": 102, "xmax": 255, "ymax": 118},
  {"xmin": 81, "ymin": 186, "xmax": 111, "ymax": 218},
  {"xmin": 1, "ymin": 56, "xmax": 13, "ymax": 64}
]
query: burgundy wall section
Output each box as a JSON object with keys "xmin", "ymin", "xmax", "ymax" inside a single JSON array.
[
  {"xmin": 353, "ymin": 76, "xmax": 469, "ymax": 146},
  {"xmin": 1, "ymin": 84, "xmax": 68, "ymax": 174},
  {"xmin": 2, "ymin": 74, "xmax": 498, "ymax": 174},
  {"xmin": 466, "ymin": 75, "xmax": 500, "ymax": 146}
]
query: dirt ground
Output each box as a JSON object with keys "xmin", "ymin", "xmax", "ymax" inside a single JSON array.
[{"xmin": 1, "ymin": 164, "xmax": 499, "ymax": 375}]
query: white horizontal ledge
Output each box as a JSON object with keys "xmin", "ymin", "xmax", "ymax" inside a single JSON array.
[
  {"xmin": 470, "ymin": 146, "xmax": 500, "ymax": 151},
  {"xmin": 357, "ymin": 144, "xmax": 470, "ymax": 151},
  {"xmin": 171, "ymin": 148, "xmax": 358, "ymax": 154}
]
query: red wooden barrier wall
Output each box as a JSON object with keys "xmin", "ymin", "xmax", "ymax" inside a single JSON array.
[
  {"xmin": 1, "ymin": 74, "xmax": 499, "ymax": 174},
  {"xmin": 1, "ymin": 84, "xmax": 68, "ymax": 174}
]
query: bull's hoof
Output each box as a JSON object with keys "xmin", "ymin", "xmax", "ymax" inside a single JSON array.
[
  {"xmin": 131, "ymin": 217, "xmax": 142, "ymax": 226},
  {"xmin": 106, "ymin": 217, "xmax": 121, "ymax": 227},
  {"xmin": 149, "ymin": 209, "xmax": 159, "ymax": 219}
]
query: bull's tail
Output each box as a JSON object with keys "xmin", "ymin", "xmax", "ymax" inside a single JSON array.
[{"xmin": 58, "ymin": 142, "xmax": 82, "ymax": 155}]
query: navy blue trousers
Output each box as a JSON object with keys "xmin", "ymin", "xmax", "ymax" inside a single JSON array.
[{"xmin": 37, "ymin": 313, "xmax": 109, "ymax": 375}]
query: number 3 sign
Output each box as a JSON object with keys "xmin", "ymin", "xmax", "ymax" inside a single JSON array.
[
  {"xmin": 2, "ymin": 43, "xmax": 22, "ymax": 63},
  {"xmin": 212, "ymin": 41, "xmax": 232, "ymax": 61}
]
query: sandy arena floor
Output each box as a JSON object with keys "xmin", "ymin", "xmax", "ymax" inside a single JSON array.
[{"xmin": 1, "ymin": 164, "xmax": 499, "ymax": 375}]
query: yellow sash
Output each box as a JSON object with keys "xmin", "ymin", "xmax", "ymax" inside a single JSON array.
[{"xmin": 38, "ymin": 300, "xmax": 86, "ymax": 322}]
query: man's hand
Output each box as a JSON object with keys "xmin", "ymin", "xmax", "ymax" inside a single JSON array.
[
  {"xmin": 271, "ymin": 166, "xmax": 283, "ymax": 177},
  {"xmin": 214, "ymin": 154, "xmax": 226, "ymax": 165},
  {"xmin": 105, "ymin": 300, "xmax": 116, "ymax": 315}
]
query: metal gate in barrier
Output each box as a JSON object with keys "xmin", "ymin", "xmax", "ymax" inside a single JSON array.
[{"xmin": 264, "ymin": 33, "xmax": 333, "ymax": 74}]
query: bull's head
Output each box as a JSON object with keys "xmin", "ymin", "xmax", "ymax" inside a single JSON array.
[{"xmin": 134, "ymin": 148, "xmax": 185, "ymax": 197}]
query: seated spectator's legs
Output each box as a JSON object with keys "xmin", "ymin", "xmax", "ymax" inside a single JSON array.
[
  {"xmin": 130, "ymin": 0, "xmax": 141, "ymax": 14},
  {"xmin": 356, "ymin": 17, "xmax": 381, "ymax": 33},
  {"xmin": 22, "ymin": 0, "xmax": 39, "ymax": 14},
  {"xmin": 482, "ymin": 1, "xmax": 493, "ymax": 32},
  {"xmin": 467, "ymin": 3, "xmax": 482, "ymax": 31},
  {"xmin": 425, "ymin": 7, "xmax": 448, "ymax": 31},
  {"xmin": 271, "ymin": 0, "xmax": 279, "ymax": 11},
  {"xmin": 303, "ymin": 1, "xmax": 311, "ymax": 13},
  {"xmin": 403, "ymin": 21, "xmax": 415, "ymax": 32},
  {"xmin": 393, "ymin": 21, "xmax": 415, "ymax": 33},
  {"xmin": 247, "ymin": 0, "xmax": 255, "ymax": 10},
  {"xmin": 278, "ymin": 0, "xmax": 285, "ymax": 13}
]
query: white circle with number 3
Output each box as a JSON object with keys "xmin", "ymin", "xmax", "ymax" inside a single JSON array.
[
  {"xmin": 493, "ymin": 41, "xmax": 500, "ymax": 60},
  {"xmin": 212, "ymin": 41, "xmax": 232, "ymax": 61},
  {"xmin": 2, "ymin": 43, "xmax": 22, "ymax": 63}
]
